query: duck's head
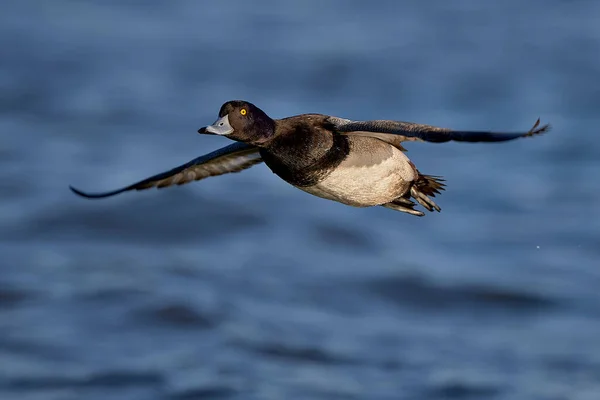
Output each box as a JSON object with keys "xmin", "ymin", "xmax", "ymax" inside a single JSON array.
[{"xmin": 198, "ymin": 100, "xmax": 275, "ymax": 145}]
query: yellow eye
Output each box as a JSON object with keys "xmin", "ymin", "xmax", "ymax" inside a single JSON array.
[{"xmin": 240, "ymin": 108, "xmax": 247, "ymax": 116}]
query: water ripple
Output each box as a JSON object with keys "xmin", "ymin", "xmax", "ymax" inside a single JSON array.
[
  {"xmin": 169, "ymin": 385, "xmax": 236, "ymax": 400},
  {"xmin": 131, "ymin": 302, "xmax": 218, "ymax": 330},
  {"xmin": 5, "ymin": 370, "xmax": 164, "ymax": 391},
  {"xmin": 366, "ymin": 274, "xmax": 558, "ymax": 313}
]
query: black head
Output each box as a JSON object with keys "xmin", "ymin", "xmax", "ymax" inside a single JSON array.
[{"xmin": 198, "ymin": 100, "xmax": 275, "ymax": 145}]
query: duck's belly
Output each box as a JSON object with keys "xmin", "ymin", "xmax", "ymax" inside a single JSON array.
[{"xmin": 297, "ymin": 144, "xmax": 416, "ymax": 207}]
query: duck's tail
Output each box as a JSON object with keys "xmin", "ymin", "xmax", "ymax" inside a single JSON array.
[
  {"xmin": 411, "ymin": 173, "xmax": 445, "ymax": 212},
  {"xmin": 415, "ymin": 173, "xmax": 446, "ymax": 198}
]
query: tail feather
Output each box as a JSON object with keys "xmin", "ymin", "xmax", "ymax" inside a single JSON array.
[
  {"xmin": 415, "ymin": 173, "xmax": 446, "ymax": 197},
  {"xmin": 383, "ymin": 172, "xmax": 446, "ymax": 216}
]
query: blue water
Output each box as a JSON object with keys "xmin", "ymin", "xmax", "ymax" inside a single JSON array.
[{"xmin": 1, "ymin": 1, "xmax": 599, "ymax": 399}]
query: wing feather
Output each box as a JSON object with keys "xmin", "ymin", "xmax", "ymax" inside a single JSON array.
[
  {"xmin": 70, "ymin": 142, "xmax": 262, "ymax": 199},
  {"xmin": 328, "ymin": 116, "xmax": 550, "ymax": 146}
]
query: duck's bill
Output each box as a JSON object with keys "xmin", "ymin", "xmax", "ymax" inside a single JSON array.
[{"xmin": 198, "ymin": 114, "xmax": 233, "ymax": 135}]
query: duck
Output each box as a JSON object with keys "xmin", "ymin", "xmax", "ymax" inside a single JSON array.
[{"xmin": 69, "ymin": 100, "xmax": 550, "ymax": 216}]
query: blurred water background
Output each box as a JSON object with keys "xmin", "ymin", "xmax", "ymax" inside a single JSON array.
[{"xmin": 1, "ymin": 1, "xmax": 599, "ymax": 399}]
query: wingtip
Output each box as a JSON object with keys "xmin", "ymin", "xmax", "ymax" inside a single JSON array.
[
  {"xmin": 69, "ymin": 185, "xmax": 108, "ymax": 199},
  {"xmin": 69, "ymin": 185, "xmax": 91, "ymax": 198},
  {"xmin": 527, "ymin": 118, "xmax": 551, "ymax": 136}
]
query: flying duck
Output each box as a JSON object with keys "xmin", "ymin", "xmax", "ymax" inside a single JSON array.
[{"xmin": 70, "ymin": 100, "xmax": 550, "ymax": 216}]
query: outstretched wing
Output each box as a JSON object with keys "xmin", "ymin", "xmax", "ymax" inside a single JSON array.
[
  {"xmin": 328, "ymin": 116, "xmax": 550, "ymax": 148},
  {"xmin": 70, "ymin": 142, "xmax": 262, "ymax": 199}
]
